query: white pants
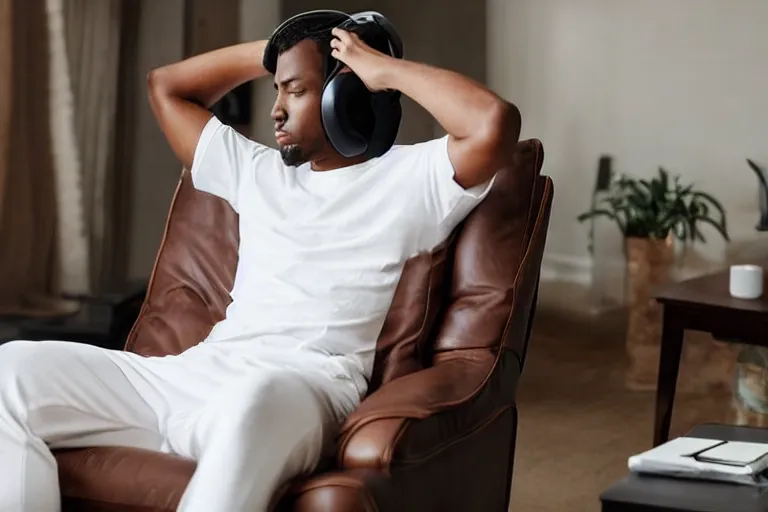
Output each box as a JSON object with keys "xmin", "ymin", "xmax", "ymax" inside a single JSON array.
[{"xmin": 0, "ymin": 339, "xmax": 365, "ymax": 512}]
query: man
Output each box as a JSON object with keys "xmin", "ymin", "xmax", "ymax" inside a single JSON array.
[{"xmin": 0, "ymin": 13, "xmax": 519, "ymax": 512}]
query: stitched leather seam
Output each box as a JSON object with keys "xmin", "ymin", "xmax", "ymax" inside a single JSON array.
[
  {"xmin": 500, "ymin": 142, "xmax": 544, "ymax": 365},
  {"xmin": 414, "ymin": 252, "xmax": 434, "ymax": 369},
  {"xmin": 522, "ymin": 140, "xmax": 544, "ymax": 245},
  {"xmin": 415, "ymin": 231, "xmax": 456, "ymax": 365},
  {"xmin": 393, "ymin": 404, "xmax": 514, "ymax": 466},
  {"xmin": 338, "ymin": 416, "xmax": 410, "ymax": 468},
  {"xmin": 123, "ymin": 170, "xmax": 185, "ymax": 352},
  {"xmin": 502, "ymin": 176, "xmax": 551, "ymax": 371},
  {"xmin": 383, "ymin": 417, "xmax": 411, "ymax": 467}
]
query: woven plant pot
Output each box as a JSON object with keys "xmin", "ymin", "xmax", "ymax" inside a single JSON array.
[
  {"xmin": 731, "ymin": 346, "xmax": 768, "ymax": 427},
  {"xmin": 624, "ymin": 235, "xmax": 674, "ymax": 391}
]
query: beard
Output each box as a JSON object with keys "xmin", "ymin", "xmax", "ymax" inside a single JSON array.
[{"xmin": 279, "ymin": 144, "xmax": 309, "ymax": 167}]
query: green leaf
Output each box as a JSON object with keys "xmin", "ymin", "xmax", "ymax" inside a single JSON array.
[
  {"xmin": 578, "ymin": 209, "xmax": 627, "ymax": 235},
  {"xmin": 693, "ymin": 191, "xmax": 726, "ymax": 220},
  {"xmin": 658, "ymin": 167, "xmax": 669, "ymax": 191},
  {"xmin": 692, "ymin": 215, "xmax": 730, "ymax": 242},
  {"xmin": 748, "ymin": 158, "xmax": 765, "ymax": 176}
]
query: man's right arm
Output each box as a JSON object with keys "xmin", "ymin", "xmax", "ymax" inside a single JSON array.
[{"xmin": 146, "ymin": 40, "xmax": 270, "ymax": 170}]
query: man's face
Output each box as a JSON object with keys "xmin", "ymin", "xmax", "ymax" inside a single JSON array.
[{"xmin": 271, "ymin": 39, "xmax": 329, "ymax": 166}]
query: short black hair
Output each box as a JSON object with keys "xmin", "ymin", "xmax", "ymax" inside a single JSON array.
[
  {"xmin": 271, "ymin": 17, "xmax": 338, "ymax": 61},
  {"xmin": 271, "ymin": 16, "xmax": 393, "ymax": 78}
]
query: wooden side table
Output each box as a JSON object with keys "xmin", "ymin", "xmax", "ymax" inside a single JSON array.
[
  {"xmin": 653, "ymin": 263, "xmax": 768, "ymax": 446},
  {"xmin": 601, "ymin": 423, "xmax": 768, "ymax": 512}
]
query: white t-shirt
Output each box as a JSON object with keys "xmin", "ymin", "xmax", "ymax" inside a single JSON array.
[{"xmin": 190, "ymin": 116, "xmax": 495, "ymax": 382}]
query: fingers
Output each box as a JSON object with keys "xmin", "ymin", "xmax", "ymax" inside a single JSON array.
[
  {"xmin": 330, "ymin": 28, "xmax": 364, "ymax": 62},
  {"xmin": 330, "ymin": 38, "xmax": 342, "ymax": 60},
  {"xmin": 331, "ymin": 27, "xmax": 351, "ymax": 42}
]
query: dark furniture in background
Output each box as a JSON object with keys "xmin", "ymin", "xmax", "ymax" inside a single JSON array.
[
  {"xmin": 11, "ymin": 281, "xmax": 147, "ymax": 350},
  {"xmin": 54, "ymin": 128, "xmax": 554, "ymax": 510},
  {"xmin": 652, "ymin": 264, "xmax": 768, "ymax": 446},
  {"xmin": 601, "ymin": 423, "xmax": 768, "ymax": 512}
]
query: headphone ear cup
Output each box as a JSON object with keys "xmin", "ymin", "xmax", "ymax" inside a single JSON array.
[
  {"xmin": 321, "ymin": 73, "xmax": 373, "ymax": 158},
  {"xmin": 363, "ymin": 92, "xmax": 402, "ymax": 159}
]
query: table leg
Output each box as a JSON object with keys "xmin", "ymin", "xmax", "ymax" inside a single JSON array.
[{"xmin": 653, "ymin": 309, "xmax": 684, "ymax": 446}]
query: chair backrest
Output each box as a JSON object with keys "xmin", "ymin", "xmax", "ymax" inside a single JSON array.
[
  {"xmin": 367, "ymin": 139, "xmax": 549, "ymax": 391},
  {"xmin": 125, "ymin": 138, "xmax": 551, "ymax": 394},
  {"xmin": 124, "ymin": 171, "xmax": 239, "ymax": 356}
]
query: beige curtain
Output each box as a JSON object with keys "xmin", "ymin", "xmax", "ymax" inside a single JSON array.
[
  {"xmin": 0, "ymin": 0, "xmax": 74, "ymax": 316},
  {"xmin": 63, "ymin": 0, "xmax": 124, "ymax": 293},
  {"xmin": 0, "ymin": 0, "xmax": 136, "ymax": 316}
]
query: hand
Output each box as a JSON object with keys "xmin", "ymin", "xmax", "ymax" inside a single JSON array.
[{"xmin": 330, "ymin": 28, "xmax": 393, "ymax": 92}]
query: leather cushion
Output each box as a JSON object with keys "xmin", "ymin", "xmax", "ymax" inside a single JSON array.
[{"xmin": 56, "ymin": 447, "xmax": 196, "ymax": 511}]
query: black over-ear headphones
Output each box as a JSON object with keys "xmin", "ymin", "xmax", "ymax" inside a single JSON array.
[{"xmin": 263, "ymin": 10, "xmax": 404, "ymax": 159}]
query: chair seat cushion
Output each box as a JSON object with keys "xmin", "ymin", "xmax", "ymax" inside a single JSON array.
[
  {"xmin": 55, "ymin": 446, "xmax": 343, "ymax": 511},
  {"xmin": 55, "ymin": 447, "xmax": 196, "ymax": 512}
]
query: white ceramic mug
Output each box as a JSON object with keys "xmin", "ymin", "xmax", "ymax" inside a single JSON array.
[{"xmin": 730, "ymin": 264, "xmax": 764, "ymax": 299}]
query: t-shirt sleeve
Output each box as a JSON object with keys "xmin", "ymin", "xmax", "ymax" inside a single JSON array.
[
  {"xmin": 413, "ymin": 135, "xmax": 497, "ymax": 232},
  {"xmin": 190, "ymin": 115, "xmax": 275, "ymax": 213}
]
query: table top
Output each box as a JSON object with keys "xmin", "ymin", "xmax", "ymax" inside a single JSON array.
[
  {"xmin": 601, "ymin": 424, "xmax": 768, "ymax": 512},
  {"xmin": 653, "ymin": 263, "xmax": 768, "ymax": 314}
]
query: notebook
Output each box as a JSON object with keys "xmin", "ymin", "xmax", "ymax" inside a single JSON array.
[{"xmin": 628, "ymin": 437, "xmax": 768, "ymax": 486}]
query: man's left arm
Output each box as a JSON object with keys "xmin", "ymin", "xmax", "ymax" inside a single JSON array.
[{"xmin": 330, "ymin": 28, "xmax": 521, "ymax": 190}]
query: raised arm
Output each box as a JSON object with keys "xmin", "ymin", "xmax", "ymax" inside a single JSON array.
[
  {"xmin": 147, "ymin": 40, "xmax": 270, "ymax": 170},
  {"xmin": 330, "ymin": 28, "xmax": 520, "ymax": 190}
]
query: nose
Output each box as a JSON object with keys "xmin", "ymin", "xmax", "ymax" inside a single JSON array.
[{"xmin": 271, "ymin": 97, "xmax": 286, "ymax": 124}]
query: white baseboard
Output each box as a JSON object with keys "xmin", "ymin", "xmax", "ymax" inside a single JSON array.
[
  {"xmin": 539, "ymin": 252, "xmax": 629, "ymax": 316},
  {"xmin": 540, "ymin": 253, "xmax": 593, "ymax": 285},
  {"xmin": 541, "ymin": 253, "xmax": 627, "ymax": 283}
]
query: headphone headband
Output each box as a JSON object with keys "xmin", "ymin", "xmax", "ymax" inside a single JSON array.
[
  {"xmin": 263, "ymin": 10, "xmax": 402, "ymax": 74},
  {"xmin": 348, "ymin": 11, "xmax": 403, "ymax": 60},
  {"xmin": 263, "ymin": 10, "xmax": 349, "ymax": 74}
]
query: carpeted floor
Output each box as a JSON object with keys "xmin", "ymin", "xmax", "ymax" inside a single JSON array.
[{"xmin": 508, "ymin": 303, "xmax": 737, "ymax": 511}]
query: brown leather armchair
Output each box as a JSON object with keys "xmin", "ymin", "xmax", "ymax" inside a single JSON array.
[{"xmin": 55, "ymin": 133, "xmax": 553, "ymax": 511}]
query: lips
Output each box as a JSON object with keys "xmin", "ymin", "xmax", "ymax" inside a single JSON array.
[{"xmin": 275, "ymin": 130, "xmax": 292, "ymax": 145}]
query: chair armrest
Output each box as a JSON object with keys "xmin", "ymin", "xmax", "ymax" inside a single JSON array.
[
  {"xmin": 338, "ymin": 350, "xmax": 519, "ymax": 470},
  {"xmin": 278, "ymin": 469, "xmax": 389, "ymax": 512}
]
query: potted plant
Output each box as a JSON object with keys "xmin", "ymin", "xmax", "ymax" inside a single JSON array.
[{"xmin": 577, "ymin": 167, "xmax": 729, "ymax": 390}]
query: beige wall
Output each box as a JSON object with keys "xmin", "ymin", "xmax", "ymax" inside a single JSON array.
[
  {"xmin": 488, "ymin": 0, "xmax": 768, "ymax": 282},
  {"xmin": 126, "ymin": 0, "xmax": 185, "ymax": 280},
  {"xmin": 240, "ymin": 0, "xmax": 280, "ymax": 145}
]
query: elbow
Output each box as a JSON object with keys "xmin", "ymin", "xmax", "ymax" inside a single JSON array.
[
  {"xmin": 146, "ymin": 69, "xmax": 163, "ymax": 116},
  {"xmin": 146, "ymin": 67, "xmax": 176, "ymax": 104},
  {"xmin": 489, "ymin": 100, "xmax": 521, "ymax": 146},
  {"xmin": 146, "ymin": 67, "xmax": 165, "ymax": 96},
  {"xmin": 479, "ymin": 100, "xmax": 521, "ymax": 162}
]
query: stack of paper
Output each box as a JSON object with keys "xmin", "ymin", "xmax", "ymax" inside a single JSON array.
[{"xmin": 628, "ymin": 437, "xmax": 768, "ymax": 486}]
